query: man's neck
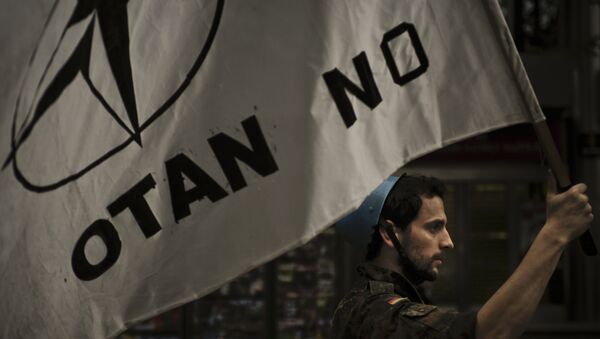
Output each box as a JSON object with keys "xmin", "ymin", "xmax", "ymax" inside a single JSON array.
[
  {"xmin": 372, "ymin": 252, "xmax": 423, "ymax": 285},
  {"xmin": 372, "ymin": 255, "xmax": 402, "ymax": 276},
  {"xmin": 368, "ymin": 256, "xmax": 426, "ymax": 303}
]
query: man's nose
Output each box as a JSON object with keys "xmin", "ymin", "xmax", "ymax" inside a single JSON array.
[{"xmin": 440, "ymin": 228, "xmax": 454, "ymax": 250}]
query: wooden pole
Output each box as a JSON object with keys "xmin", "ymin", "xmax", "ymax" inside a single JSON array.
[{"xmin": 532, "ymin": 121, "xmax": 597, "ymax": 256}]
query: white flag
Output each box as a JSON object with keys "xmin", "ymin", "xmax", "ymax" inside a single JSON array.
[{"xmin": 0, "ymin": 0, "xmax": 543, "ymax": 337}]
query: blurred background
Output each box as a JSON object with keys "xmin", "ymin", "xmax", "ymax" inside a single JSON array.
[{"xmin": 118, "ymin": 0, "xmax": 600, "ymax": 338}]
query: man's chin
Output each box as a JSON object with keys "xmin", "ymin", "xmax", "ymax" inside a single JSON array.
[
  {"xmin": 397, "ymin": 251, "xmax": 439, "ymax": 282},
  {"xmin": 420, "ymin": 267, "xmax": 438, "ymax": 282}
]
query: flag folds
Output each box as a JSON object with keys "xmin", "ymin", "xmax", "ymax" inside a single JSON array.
[{"xmin": 0, "ymin": 0, "xmax": 543, "ymax": 337}]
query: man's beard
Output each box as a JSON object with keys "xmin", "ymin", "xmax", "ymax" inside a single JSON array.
[{"xmin": 395, "ymin": 241, "xmax": 441, "ymax": 284}]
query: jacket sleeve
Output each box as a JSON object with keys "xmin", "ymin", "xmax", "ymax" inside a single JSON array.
[{"xmin": 355, "ymin": 295, "xmax": 478, "ymax": 339}]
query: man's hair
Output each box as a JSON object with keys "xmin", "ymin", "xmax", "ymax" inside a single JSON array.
[{"xmin": 365, "ymin": 174, "xmax": 446, "ymax": 261}]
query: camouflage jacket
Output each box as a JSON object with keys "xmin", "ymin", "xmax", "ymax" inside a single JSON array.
[{"xmin": 330, "ymin": 263, "xmax": 477, "ymax": 338}]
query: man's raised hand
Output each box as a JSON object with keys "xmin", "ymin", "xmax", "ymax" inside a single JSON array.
[{"xmin": 545, "ymin": 171, "xmax": 593, "ymax": 244}]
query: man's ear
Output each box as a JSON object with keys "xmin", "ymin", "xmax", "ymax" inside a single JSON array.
[{"xmin": 379, "ymin": 219, "xmax": 401, "ymax": 249}]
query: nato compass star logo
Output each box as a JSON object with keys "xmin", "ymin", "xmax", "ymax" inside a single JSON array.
[{"xmin": 4, "ymin": 0, "xmax": 224, "ymax": 192}]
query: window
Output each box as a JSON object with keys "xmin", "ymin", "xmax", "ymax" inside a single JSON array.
[
  {"xmin": 119, "ymin": 229, "xmax": 339, "ymax": 339},
  {"xmin": 426, "ymin": 179, "xmax": 567, "ymax": 321}
]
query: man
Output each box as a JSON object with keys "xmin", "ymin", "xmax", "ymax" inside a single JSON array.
[{"xmin": 331, "ymin": 173, "xmax": 593, "ymax": 338}]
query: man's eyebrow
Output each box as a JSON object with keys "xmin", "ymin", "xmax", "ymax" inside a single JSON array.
[{"xmin": 425, "ymin": 219, "xmax": 445, "ymax": 228}]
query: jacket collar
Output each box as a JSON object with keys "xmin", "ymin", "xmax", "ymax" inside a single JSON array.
[{"xmin": 357, "ymin": 262, "xmax": 425, "ymax": 303}]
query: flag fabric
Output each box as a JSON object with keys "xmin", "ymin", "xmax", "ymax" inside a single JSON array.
[{"xmin": 0, "ymin": 0, "xmax": 544, "ymax": 337}]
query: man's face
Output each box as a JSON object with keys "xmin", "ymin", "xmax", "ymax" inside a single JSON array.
[{"xmin": 398, "ymin": 195, "xmax": 453, "ymax": 282}]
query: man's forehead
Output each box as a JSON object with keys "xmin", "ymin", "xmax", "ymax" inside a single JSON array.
[{"xmin": 417, "ymin": 195, "xmax": 446, "ymax": 222}]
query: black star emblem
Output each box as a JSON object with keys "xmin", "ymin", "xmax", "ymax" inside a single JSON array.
[
  {"xmin": 4, "ymin": 0, "xmax": 225, "ymax": 192},
  {"xmin": 5, "ymin": 0, "xmax": 141, "ymax": 170}
]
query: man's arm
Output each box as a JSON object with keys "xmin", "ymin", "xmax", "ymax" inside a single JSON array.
[{"xmin": 476, "ymin": 177, "xmax": 594, "ymax": 339}]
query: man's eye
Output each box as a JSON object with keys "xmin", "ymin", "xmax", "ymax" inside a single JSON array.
[{"xmin": 428, "ymin": 223, "xmax": 442, "ymax": 232}]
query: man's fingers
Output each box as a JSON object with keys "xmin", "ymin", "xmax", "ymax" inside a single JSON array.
[{"xmin": 571, "ymin": 183, "xmax": 588, "ymax": 194}]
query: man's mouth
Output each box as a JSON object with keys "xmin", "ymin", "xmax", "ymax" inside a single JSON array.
[{"xmin": 431, "ymin": 254, "xmax": 445, "ymax": 267}]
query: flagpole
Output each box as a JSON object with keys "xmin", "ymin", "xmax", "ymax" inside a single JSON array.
[{"xmin": 532, "ymin": 120, "xmax": 597, "ymax": 256}]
